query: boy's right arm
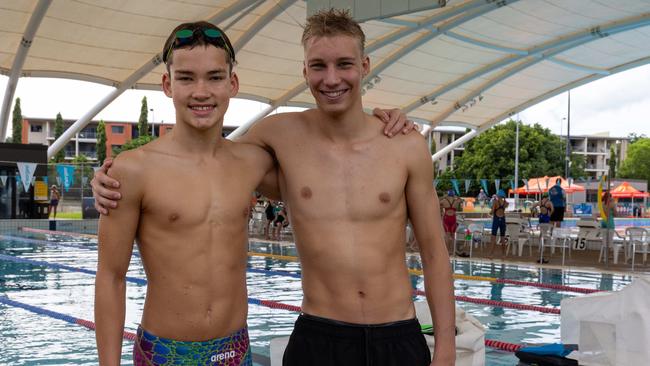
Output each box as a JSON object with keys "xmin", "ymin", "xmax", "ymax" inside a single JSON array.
[{"xmin": 95, "ymin": 155, "xmax": 142, "ymax": 365}]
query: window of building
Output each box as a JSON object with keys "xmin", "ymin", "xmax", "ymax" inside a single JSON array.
[
  {"xmin": 111, "ymin": 126, "xmax": 124, "ymax": 134},
  {"xmin": 30, "ymin": 124, "xmax": 43, "ymax": 132}
]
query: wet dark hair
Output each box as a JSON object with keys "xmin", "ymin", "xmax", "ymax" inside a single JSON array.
[{"xmin": 162, "ymin": 21, "xmax": 236, "ymax": 73}]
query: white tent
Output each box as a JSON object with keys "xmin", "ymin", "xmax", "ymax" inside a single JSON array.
[{"xmin": 561, "ymin": 277, "xmax": 650, "ymax": 365}]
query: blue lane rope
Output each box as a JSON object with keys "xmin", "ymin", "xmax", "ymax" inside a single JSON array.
[
  {"xmin": 0, "ymin": 295, "xmax": 78, "ymax": 324},
  {"xmin": 0, "ymin": 234, "xmax": 141, "ymax": 257},
  {"xmin": 0, "ymin": 253, "xmax": 300, "ymax": 311},
  {"xmin": 0, "ymin": 254, "xmax": 147, "ymax": 285},
  {"xmin": 1, "ymin": 235, "xmax": 297, "ymax": 278}
]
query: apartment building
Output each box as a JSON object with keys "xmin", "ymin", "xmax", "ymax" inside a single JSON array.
[
  {"xmin": 429, "ymin": 128, "xmax": 629, "ymax": 178},
  {"xmin": 429, "ymin": 128, "xmax": 467, "ymax": 175},
  {"xmin": 562, "ymin": 132, "xmax": 629, "ymax": 179},
  {"xmin": 21, "ymin": 117, "xmax": 238, "ymax": 161}
]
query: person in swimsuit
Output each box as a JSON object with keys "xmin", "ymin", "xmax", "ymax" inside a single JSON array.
[
  {"xmin": 600, "ymin": 191, "xmax": 616, "ymax": 230},
  {"xmin": 264, "ymin": 200, "xmax": 276, "ymax": 239},
  {"xmin": 272, "ymin": 204, "xmax": 287, "ymax": 240},
  {"xmin": 440, "ymin": 190, "xmax": 465, "ymax": 256},
  {"xmin": 487, "ymin": 189, "xmax": 509, "ymax": 259},
  {"xmin": 49, "ymin": 185, "xmax": 60, "ymax": 219},
  {"xmin": 548, "ymin": 178, "xmax": 566, "ymax": 228},
  {"xmin": 537, "ymin": 193, "xmax": 553, "ymax": 224}
]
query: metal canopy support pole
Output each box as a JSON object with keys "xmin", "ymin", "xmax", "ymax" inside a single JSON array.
[
  {"xmin": 0, "ymin": 0, "xmax": 52, "ymax": 141},
  {"xmin": 47, "ymin": 56, "xmax": 163, "ymax": 160},
  {"xmin": 431, "ymin": 129, "xmax": 477, "ymax": 161},
  {"xmin": 514, "ymin": 119, "xmax": 520, "ymax": 210},
  {"xmin": 605, "ymin": 174, "xmax": 611, "ymax": 268},
  {"xmin": 565, "ymin": 90, "xmax": 571, "ymax": 180}
]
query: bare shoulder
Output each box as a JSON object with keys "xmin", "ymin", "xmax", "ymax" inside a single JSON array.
[
  {"xmin": 108, "ymin": 149, "xmax": 147, "ymax": 179},
  {"xmin": 256, "ymin": 111, "xmax": 305, "ymax": 133},
  {"xmin": 390, "ymin": 130, "xmax": 430, "ymax": 158}
]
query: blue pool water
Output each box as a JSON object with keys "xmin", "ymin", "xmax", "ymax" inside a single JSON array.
[{"xmin": 0, "ymin": 229, "xmax": 636, "ymax": 365}]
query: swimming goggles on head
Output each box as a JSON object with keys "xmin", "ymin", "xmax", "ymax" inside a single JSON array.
[{"xmin": 163, "ymin": 27, "xmax": 235, "ymax": 64}]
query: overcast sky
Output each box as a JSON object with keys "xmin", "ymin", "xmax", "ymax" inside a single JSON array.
[{"xmin": 1, "ymin": 62, "xmax": 649, "ymax": 138}]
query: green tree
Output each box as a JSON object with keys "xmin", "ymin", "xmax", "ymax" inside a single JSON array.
[
  {"xmin": 450, "ymin": 120, "xmax": 564, "ymax": 196},
  {"xmin": 96, "ymin": 120, "xmax": 107, "ymax": 165},
  {"xmin": 138, "ymin": 96, "xmax": 149, "ymax": 137},
  {"xmin": 619, "ymin": 138, "xmax": 650, "ymax": 184},
  {"xmin": 53, "ymin": 113, "xmax": 65, "ymax": 162},
  {"xmin": 71, "ymin": 154, "xmax": 94, "ymax": 187},
  {"xmin": 113, "ymin": 135, "xmax": 155, "ymax": 156},
  {"xmin": 609, "ymin": 144, "xmax": 617, "ymax": 179},
  {"xmin": 628, "ymin": 133, "xmax": 646, "ymax": 144},
  {"xmin": 11, "ymin": 98, "xmax": 22, "ymax": 143},
  {"xmin": 570, "ymin": 153, "xmax": 586, "ymax": 179}
]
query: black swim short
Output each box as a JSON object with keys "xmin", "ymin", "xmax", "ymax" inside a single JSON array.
[
  {"xmin": 550, "ymin": 206, "xmax": 565, "ymax": 222},
  {"xmin": 282, "ymin": 313, "xmax": 431, "ymax": 366}
]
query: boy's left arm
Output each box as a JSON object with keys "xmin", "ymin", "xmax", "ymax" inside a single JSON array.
[{"xmin": 404, "ymin": 135, "xmax": 455, "ymax": 366}]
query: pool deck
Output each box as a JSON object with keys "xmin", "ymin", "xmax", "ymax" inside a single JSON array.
[{"xmin": 449, "ymin": 242, "xmax": 650, "ymax": 275}]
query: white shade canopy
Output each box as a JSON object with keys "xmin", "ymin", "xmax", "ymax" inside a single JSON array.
[{"xmin": 2, "ymin": 0, "xmax": 650, "ymax": 148}]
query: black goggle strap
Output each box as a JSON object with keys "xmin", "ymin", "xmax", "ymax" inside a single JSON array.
[{"xmin": 164, "ymin": 28, "xmax": 234, "ymax": 64}]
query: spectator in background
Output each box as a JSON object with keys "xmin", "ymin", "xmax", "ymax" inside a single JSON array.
[
  {"xmin": 487, "ymin": 189, "xmax": 509, "ymax": 259},
  {"xmin": 537, "ymin": 193, "xmax": 553, "ymax": 225},
  {"xmin": 49, "ymin": 185, "xmax": 61, "ymax": 219},
  {"xmin": 477, "ymin": 188, "xmax": 488, "ymax": 209},
  {"xmin": 264, "ymin": 200, "xmax": 276, "ymax": 240},
  {"xmin": 440, "ymin": 189, "xmax": 465, "ymax": 257},
  {"xmin": 548, "ymin": 178, "xmax": 566, "ymax": 228}
]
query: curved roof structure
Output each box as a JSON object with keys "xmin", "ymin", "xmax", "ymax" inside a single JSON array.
[{"xmin": 1, "ymin": 0, "xmax": 650, "ymax": 158}]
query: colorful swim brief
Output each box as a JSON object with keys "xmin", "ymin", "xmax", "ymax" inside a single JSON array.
[{"xmin": 133, "ymin": 326, "xmax": 252, "ymax": 366}]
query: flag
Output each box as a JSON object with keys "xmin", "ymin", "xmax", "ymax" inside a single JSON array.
[
  {"xmin": 56, "ymin": 165, "xmax": 76, "ymax": 192},
  {"xmin": 480, "ymin": 179, "xmax": 489, "ymax": 194},
  {"xmin": 17, "ymin": 162, "xmax": 37, "ymax": 192},
  {"xmin": 451, "ymin": 179, "xmax": 460, "ymax": 196}
]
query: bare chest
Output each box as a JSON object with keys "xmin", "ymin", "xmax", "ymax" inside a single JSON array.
[
  {"xmin": 141, "ymin": 164, "xmax": 255, "ymax": 228},
  {"xmin": 277, "ymin": 139, "xmax": 408, "ymax": 220}
]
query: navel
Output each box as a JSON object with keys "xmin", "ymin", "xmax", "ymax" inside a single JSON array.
[
  {"xmin": 300, "ymin": 186, "xmax": 313, "ymax": 199},
  {"xmin": 168, "ymin": 213, "xmax": 179, "ymax": 222},
  {"xmin": 379, "ymin": 192, "xmax": 391, "ymax": 203},
  {"xmin": 358, "ymin": 291, "xmax": 366, "ymax": 298}
]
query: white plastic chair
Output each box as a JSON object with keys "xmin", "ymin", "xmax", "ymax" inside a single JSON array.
[
  {"xmin": 598, "ymin": 228, "xmax": 626, "ymax": 265},
  {"xmin": 550, "ymin": 227, "xmax": 572, "ymax": 266},
  {"xmin": 465, "ymin": 223, "xmax": 486, "ymax": 257},
  {"xmin": 506, "ymin": 222, "xmax": 533, "ymax": 257},
  {"xmin": 625, "ymin": 227, "xmax": 648, "ymax": 271}
]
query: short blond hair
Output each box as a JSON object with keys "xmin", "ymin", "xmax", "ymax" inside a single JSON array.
[{"xmin": 302, "ymin": 8, "xmax": 365, "ymax": 53}]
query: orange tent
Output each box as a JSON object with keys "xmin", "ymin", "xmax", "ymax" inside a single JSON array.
[
  {"xmin": 609, "ymin": 181, "xmax": 650, "ymax": 198},
  {"xmin": 511, "ymin": 176, "xmax": 585, "ymax": 195}
]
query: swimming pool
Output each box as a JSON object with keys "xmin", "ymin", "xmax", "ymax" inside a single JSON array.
[
  {"xmin": 0, "ymin": 229, "xmax": 636, "ymax": 365},
  {"xmin": 469, "ymin": 216, "xmax": 650, "ymax": 229}
]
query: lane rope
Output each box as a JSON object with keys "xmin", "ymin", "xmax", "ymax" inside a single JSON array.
[
  {"xmin": 0, "ymin": 253, "xmax": 561, "ymax": 315},
  {"xmin": 0, "ymin": 294, "xmax": 525, "ymax": 353},
  {"xmin": 0, "ymin": 295, "xmax": 136, "ymax": 341},
  {"xmin": 15, "ymin": 229, "xmax": 604, "ymax": 294}
]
